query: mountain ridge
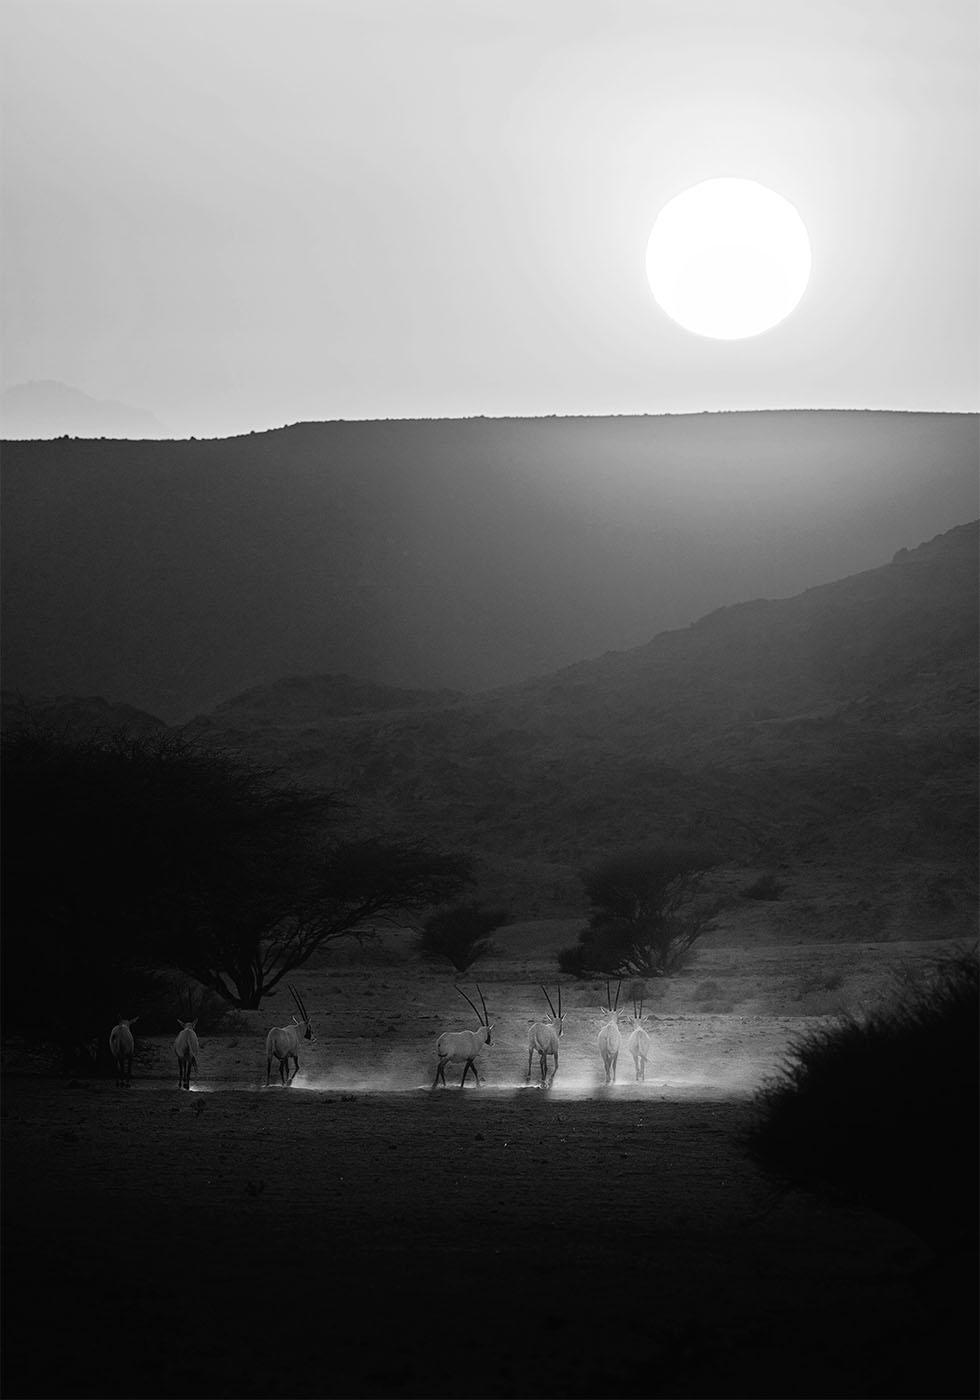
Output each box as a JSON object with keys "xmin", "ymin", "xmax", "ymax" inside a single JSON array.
[
  {"xmin": 6, "ymin": 522, "xmax": 976, "ymax": 929},
  {"xmin": 184, "ymin": 522, "xmax": 978, "ymax": 920},
  {"xmin": 3, "ymin": 409, "xmax": 976, "ymax": 720}
]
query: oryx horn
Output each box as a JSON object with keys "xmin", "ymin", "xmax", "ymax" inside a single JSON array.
[
  {"xmin": 455, "ymin": 985, "xmax": 483, "ymax": 1023},
  {"xmin": 541, "ymin": 984, "xmax": 557, "ymax": 1019},
  {"xmin": 289, "ymin": 984, "xmax": 309, "ymax": 1023},
  {"xmin": 477, "ymin": 984, "xmax": 489, "ymax": 1027},
  {"xmin": 557, "ymin": 983, "xmax": 562, "ymax": 1018},
  {"xmin": 613, "ymin": 979, "xmax": 622, "ymax": 1011}
]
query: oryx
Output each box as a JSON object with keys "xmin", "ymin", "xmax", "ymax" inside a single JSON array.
[
  {"xmin": 626, "ymin": 991, "xmax": 652, "ymax": 1082},
  {"xmin": 265, "ymin": 985, "xmax": 315, "ymax": 1087},
  {"xmin": 433, "ymin": 985, "xmax": 494, "ymax": 1088},
  {"xmin": 108, "ymin": 1017, "xmax": 138, "ymax": 1087},
  {"xmin": 597, "ymin": 980, "xmax": 622, "ymax": 1085},
  {"xmin": 174, "ymin": 1019, "xmax": 200, "ymax": 1090},
  {"xmin": 525, "ymin": 984, "xmax": 566, "ymax": 1087}
]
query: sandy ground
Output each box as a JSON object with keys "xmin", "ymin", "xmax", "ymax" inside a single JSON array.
[{"xmin": 4, "ymin": 940, "xmax": 976, "ymax": 1399}]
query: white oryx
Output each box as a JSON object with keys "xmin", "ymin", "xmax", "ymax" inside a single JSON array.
[
  {"xmin": 597, "ymin": 980, "xmax": 622, "ymax": 1085},
  {"xmin": 525, "ymin": 984, "xmax": 566, "ymax": 1087},
  {"xmin": 433, "ymin": 985, "xmax": 494, "ymax": 1088},
  {"xmin": 174, "ymin": 1019, "xmax": 200, "ymax": 1090},
  {"xmin": 108, "ymin": 1016, "xmax": 138, "ymax": 1087},
  {"xmin": 626, "ymin": 992, "xmax": 652, "ymax": 1082},
  {"xmin": 265, "ymin": 985, "xmax": 315, "ymax": 1087}
]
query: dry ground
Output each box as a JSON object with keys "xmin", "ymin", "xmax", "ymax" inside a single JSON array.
[{"xmin": 3, "ymin": 932, "xmax": 976, "ymax": 1400}]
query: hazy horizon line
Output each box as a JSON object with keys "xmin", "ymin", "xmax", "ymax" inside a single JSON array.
[{"xmin": 3, "ymin": 401, "xmax": 978, "ymax": 446}]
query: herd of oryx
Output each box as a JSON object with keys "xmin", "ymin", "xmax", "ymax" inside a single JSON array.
[
  {"xmin": 436, "ymin": 980, "xmax": 652, "ymax": 1088},
  {"xmin": 108, "ymin": 979, "xmax": 654, "ymax": 1091}
]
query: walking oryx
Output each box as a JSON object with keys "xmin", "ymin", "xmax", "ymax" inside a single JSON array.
[
  {"xmin": 433, "ymin": 985, "xmax": 494, "ymax": 1088},
  {"xmin": 525, "ymin": 984, "xmax": 566, "ymax": 1087},
  {"xmin": 265, "ymin": 985, "xmax": 315, "ymax": 1087},
  {"xmin": 174, "ymin": 1019, "xmax": 200, "ymax": 1090},
  {"xmin": 626, "ymin": 991, "xmax": 652, "ymax": 1082},
  {"xmin": 597, "ymin": 980, "xmax": 622, "ymax": 1084},
  {"xmin": 108, "ymin": 1017, "xmax": 138, "ymax": 1087}
]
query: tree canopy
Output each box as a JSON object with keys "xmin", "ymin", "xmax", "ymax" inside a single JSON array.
[
  {"xmin": 2, "ymin": 724, "xmax": 474, "ymax": 1031},
  {"xmin": 558, "ymin": 845, "xmax": 721, "ymax": 978}
]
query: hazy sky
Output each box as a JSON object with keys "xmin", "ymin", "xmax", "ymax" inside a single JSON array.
[{"xmin": 2, "ymin": 0, "xmax": 977, "ymax": 437}]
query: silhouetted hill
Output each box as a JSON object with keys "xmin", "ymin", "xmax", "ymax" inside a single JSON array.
[
  {"xmin": 2, "ymin": 411, "xmax": 976, "ymax": 720},
  {"xmin": 0, "ymin": 380, "xmax": 168, "ymax": 439},
  {"xmin": 1, "ymin": 692, "xmax": 167, "ymax": 741},
  {"xmin": 189, "ymin": 523, "xmax": 979, "ymax": 923},
  {"xmin": 201, "ymin": 674, "xmax": 464, "ymax": 746}
]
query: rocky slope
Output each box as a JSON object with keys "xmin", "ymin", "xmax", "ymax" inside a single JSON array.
[{"xmin": 187, "ymin": 523, "xmax": 979, "ymax": 922}]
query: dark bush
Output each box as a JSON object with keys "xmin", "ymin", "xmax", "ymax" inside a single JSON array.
[
  {"xmin": 557, "ymin": 944, "xmax": 591, "ymax": 977},
  {"xmin": 416, "ymin": 902, "xmax": 507, "ymax": 972},
  {"xmin": 746, "ymin": 947, "xmax": 979, "ymax": 1256},
  {"xmin": 740, "ymin": 873, "xmax": 785, "ymax": 901}
]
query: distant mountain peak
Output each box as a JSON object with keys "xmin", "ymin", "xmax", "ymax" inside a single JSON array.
[{"xmin": 0, "ymin": 380, "xmax": 168, "ymax": 439}]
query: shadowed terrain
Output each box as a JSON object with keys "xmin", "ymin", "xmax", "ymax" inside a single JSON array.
[
  {"xmin": 4, "ymin": 941, "xmax": 976, "ymax": 1400},
  {"xmin": 185, "ymin": 521, "xmax": 978, "ymax": 925},
  {"xmin": 2, "ymin": 410, "xmax": 976, "ymax": 720}
]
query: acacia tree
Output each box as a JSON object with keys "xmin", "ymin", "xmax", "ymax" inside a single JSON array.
[
  {"xmin": 2, "ymin": 724, "xmax": 475, "ymax": 1027},
  {"xmin": 415, "ymin": 902, "xmax": 508, "ymax": 973},
  {"xmin": 174, "ymin": 835, "xmax": 476, "ymax": 1006},
  {"xmin": 558, "ymin": 846, "xmax": 721, "ymax": 978}
]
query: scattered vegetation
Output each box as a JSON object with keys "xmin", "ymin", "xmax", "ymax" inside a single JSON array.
[
  {"xmin": 746, "ymin": 947, "xmax": 979, "ymax": 1255},
  {"xmin": 415, "ymin": 902, "xmax": 508, "ymax": 972},
  {"xmin": 557, "ymin": 846, "xmax": 721, "ymax": 978}
]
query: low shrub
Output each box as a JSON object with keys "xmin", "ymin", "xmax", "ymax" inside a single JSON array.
[
  {"xmin": 746, "ymin": 947, "xmax": 979, "ymax": 1256},
  {"xmin": 740, "ymin": 873, "xmax": 785, "ymax": 901}
]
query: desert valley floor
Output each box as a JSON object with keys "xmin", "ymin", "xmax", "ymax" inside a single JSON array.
[{"xmin": 3, "ymin": 927, "xmax": 976, "ymax": 1400}]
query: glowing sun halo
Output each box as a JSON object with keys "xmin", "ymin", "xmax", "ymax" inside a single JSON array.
[{"xmin": 646, "ymin": 178, "xmax": 811, "ymax": 340}]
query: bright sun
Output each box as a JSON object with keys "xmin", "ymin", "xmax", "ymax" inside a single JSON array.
[{"xmin": 646, "ymin": 178, "xmax": 811, "ymax": 340}]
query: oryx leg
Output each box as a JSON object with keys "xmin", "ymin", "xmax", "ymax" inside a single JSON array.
[
  {"xmin": 266, "ymin": 1056, "xmax": 275, "ymax": 1087},
  {"xmin": 460, "ymin": 1058, "xmax": 481, "ymax": 1087},
  {"xmin": 538, "ymin": 1052, "xmax": 548, "ymax": 1086},
  {"xmin": 433, "ymin": 1056, "xmax": 448, "ymax": 1089},
  {"xmin": 549, "ymin": 1049, "xmax": 558, "ymax": 1087},
  {"xmin": 525, "ymin": 1048, "xmax": 533, "ymax": 1083}
]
